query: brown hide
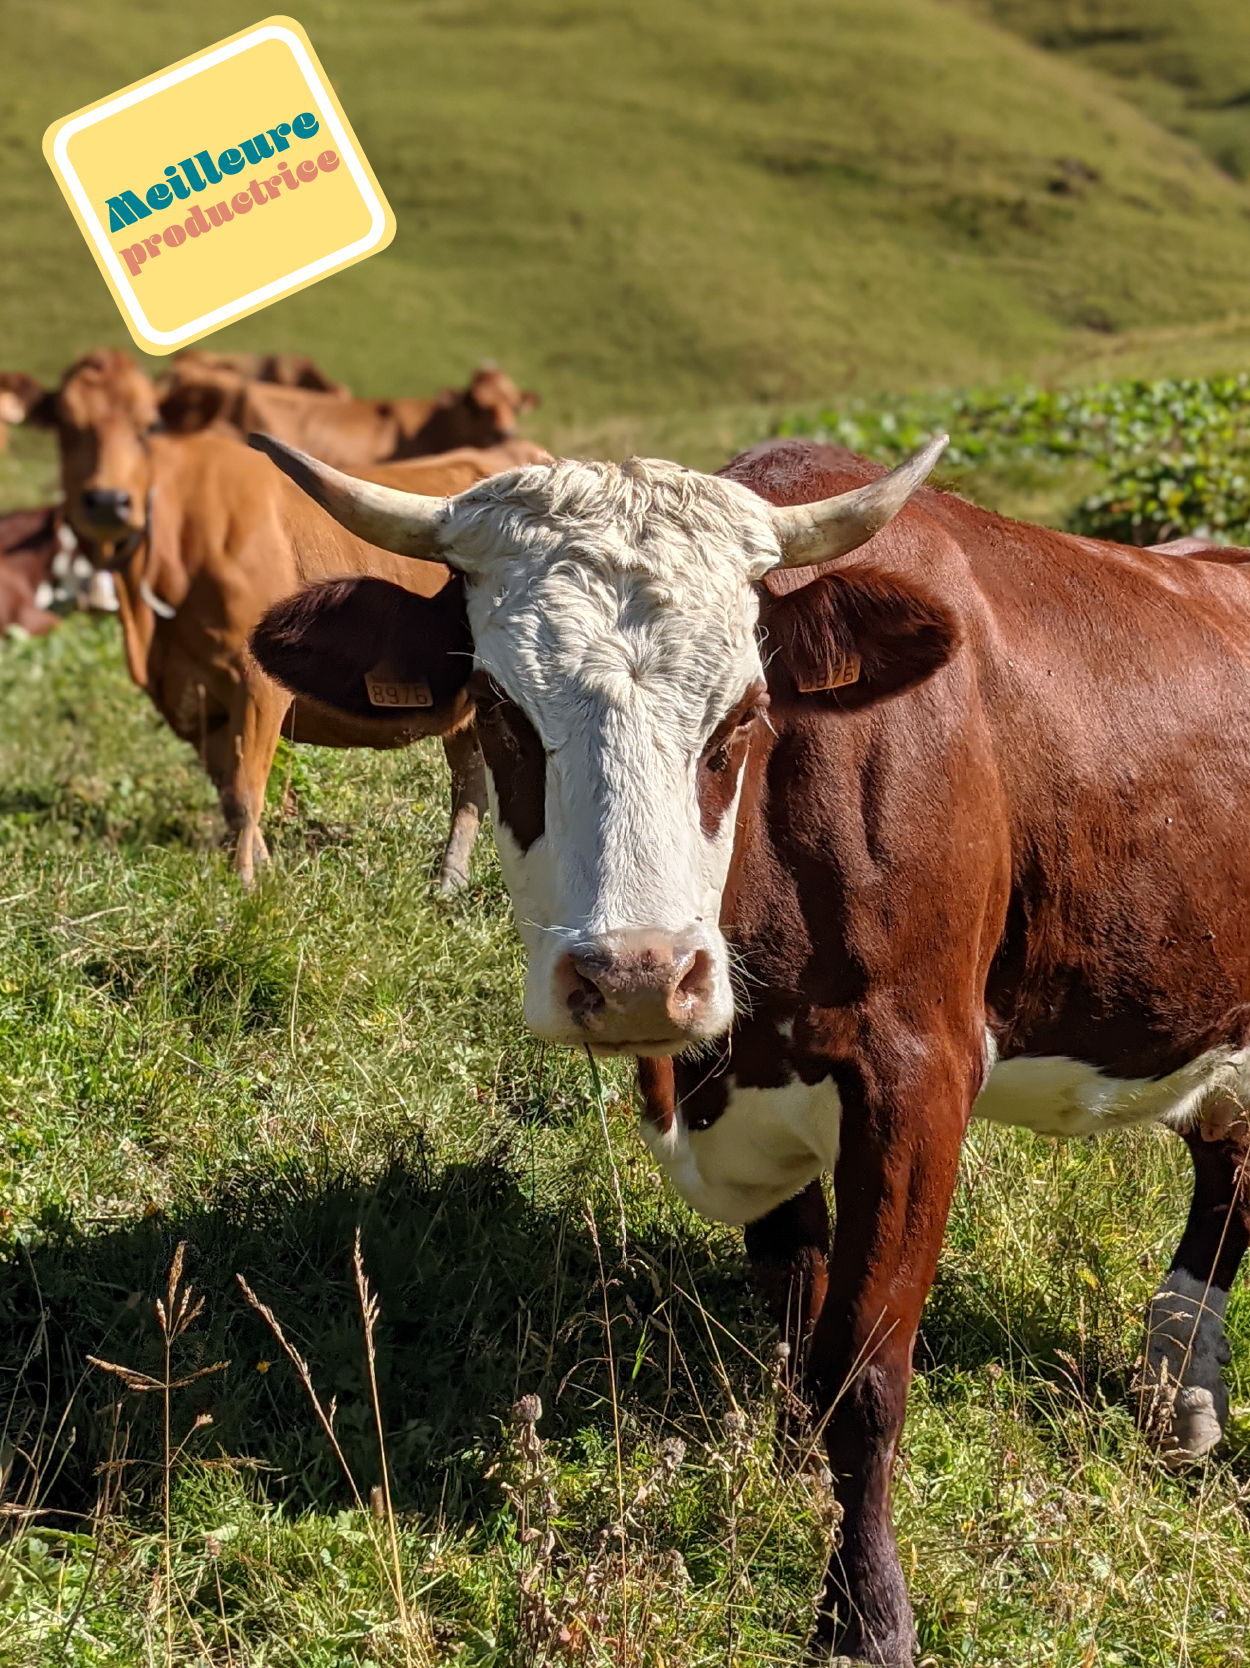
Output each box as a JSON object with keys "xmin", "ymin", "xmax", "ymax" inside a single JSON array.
[
  {"xmin": 635, "ymin": 439, "xmax": 1250, "ymax": 1659},
  {"xmin": 703, "ymin": 440, "xmax": 1250, "ymax": 1080},
  {"xmin": 131, "ymin": 434, "xmax": 466, "ymax": 741},
  {"xmin": 350, "ymin": 440, "xmax": 552, "ymax": 491},
  {"xmin": 163, "ymin": 349, "xmax": 349, "ymax": 395},
  {"xmin": 0, "ymin": 505, "xmax": 59, "ymax": 635},
  {"xmin": 164, "ymin": 365, "xmax": 540, "ymax": 466},
  {"xmin": 40, "ymin": 349, "xmax": 518, "ymax": 882}
]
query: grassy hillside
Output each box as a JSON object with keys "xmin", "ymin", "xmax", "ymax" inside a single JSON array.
[
  {"xmin": 7, "ymin": 0, "xmax": 1250, "ymax": 422},
  {"xmin": 960, "ymin": 1, "xmax": 1250, "ymax": 180}
]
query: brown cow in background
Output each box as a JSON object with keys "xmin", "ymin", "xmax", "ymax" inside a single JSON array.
[
  {"xmin": 163, "ymin": 349, "xmax": 350, "ymax": 395},
  {"xmin": 31, "ymin": 348, "xmax": 547, "ymax": 886},
  {"xmin": 159, "ymin": 361, "xmax": 539, "ymax": 467},
  {"xmin": 0, "ymin": 506, "xmax": 59, "ymax": 635}
]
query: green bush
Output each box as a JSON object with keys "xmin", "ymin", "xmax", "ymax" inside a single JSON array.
[{"xmin": 778, "ymin": 373, "xmax": 1250, "ymax": 544}]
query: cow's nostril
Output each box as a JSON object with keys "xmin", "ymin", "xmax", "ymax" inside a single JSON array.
[
  {"xmin": 81, "ymin": 489, "xmax": 131, "ymax": 522},
  {"xmin": 672, "ymin": 949, "xmax": 713, "ymax": 1014},
  {"xmin": 566, "ymin": 960, "xmax": 606, "ymax": 1019}
]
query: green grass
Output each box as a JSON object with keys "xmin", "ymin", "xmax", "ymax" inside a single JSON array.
[
  {"xmin": 960, "ymin": 1, "xmax": 1250, "ymax": 181},
  {"xmin": 0, "ymin": 602, "xmax": 1246, "ymax": 1665},
  {"xmin": 9, "ymin": 0, "xmax": 1250, "ymax": 424}
]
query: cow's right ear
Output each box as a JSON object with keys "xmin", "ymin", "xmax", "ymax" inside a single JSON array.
[{"xmin": 250, "ymin": 574, "xmax": 474, "ymax": 725}]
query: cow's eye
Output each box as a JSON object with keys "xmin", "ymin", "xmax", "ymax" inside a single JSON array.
[{"xmin": 700, "ymin": 694, "xmax": 769, "ymax": 771}]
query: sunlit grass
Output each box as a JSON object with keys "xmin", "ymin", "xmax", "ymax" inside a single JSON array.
[{"xmin": 0, "ymin": 611, "xmax": 1246, "ymax": 1665}]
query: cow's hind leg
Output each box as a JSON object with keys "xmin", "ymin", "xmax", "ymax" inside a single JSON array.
[
  {"xmin": 1140, "ymin": 1103, "xmax": 1250, "ymax": 1466},
  {"xmin": 437, "ymin": 723, "xmax": 487, "ymax": 895}
]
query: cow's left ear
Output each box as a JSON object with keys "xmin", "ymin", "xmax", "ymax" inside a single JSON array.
[
  {"xmin": 518, "ymin": 390, "xmax": 540, "ymax": 413},
  {"xmin": 760, "ymin": 567, "xmax": 960, "ymax": 708}
]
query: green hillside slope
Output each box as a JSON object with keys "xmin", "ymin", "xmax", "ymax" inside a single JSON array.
[
  {"xmin": 959, "ymin": 0, "xmax": 1250, "ymax": 179},
  {"xmin": 6, "ymin": 0, "xmax": 1250, "ymax": 420}
]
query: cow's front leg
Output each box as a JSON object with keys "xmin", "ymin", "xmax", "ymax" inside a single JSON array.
[
  {"xmin": 808, "ymin": 1081, "xmax": 965, "ymax": 1666},
  {"xmin": 745, "ymin": 1180, "xmax": 829, "ymax": 1446},
  {"xmin": 1140, "ymin": 1102, "xmax": 1250, "ymax": 1466},
  {"xmin": 209, "ymin": 680, "xmax": 291, "ymax": 886}
]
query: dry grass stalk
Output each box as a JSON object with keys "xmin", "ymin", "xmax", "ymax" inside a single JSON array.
[
  {"xmin": 354, "ymin": 1227, "xmax": 410, "ymax": 1633},
  {"xmin": 88, "ymin": 1242, "xmax": 227, "ymax": 1668},
  {"xmin": 237, "ymin": 1258, "xmax": 433, "ymax": 1663}
]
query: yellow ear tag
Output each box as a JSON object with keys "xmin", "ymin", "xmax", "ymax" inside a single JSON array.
[
  {"xmin": 796, "ymin": 652, "xmax": 862, "ymax": 694},
  {"xmin": 365, "ymin": 664, "xmax": 433, "ymax": 709}
]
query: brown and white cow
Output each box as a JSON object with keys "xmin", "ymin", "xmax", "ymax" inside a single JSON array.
[
  {"xmin": 0, "ymin": 506, "xmax": 61, "ymax": 636},
  {"xmin": 249, "ymin": 434, "xmax": 1250, "ymax": 1664},
  {"xmin": 159, "ymin": 362, "xmax": 539, "ymax": 467},
  {"xmin": 31, "ymin": 349, "xmax": 552, "ymax": 888}
]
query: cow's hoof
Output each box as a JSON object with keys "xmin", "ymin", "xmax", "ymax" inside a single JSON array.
[
  {"xmin": 1138, "ymin": 1272, "xmax": 1231, "ymax": 1465},
  {"xmin": 809, "ymin": 1594, "xmax": 917, "ymax": 1667},
  {"xmin": 1160, "ymin": 1386, "xmax": 1226, "ymax": 1469},
  {"xmin": 437, "ymin": 865, "xmax": 470, "ymax": 897}
]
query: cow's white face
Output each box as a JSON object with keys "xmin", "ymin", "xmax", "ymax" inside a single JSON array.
[
  {"xmin": 447, "ymin": 459, "xmax": 781, "ymax": 1053},
  {"xmin": 250, "ymin": 433, "xmax": 948, "ymax": 1055}
]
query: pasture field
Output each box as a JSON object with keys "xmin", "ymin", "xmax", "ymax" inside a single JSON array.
[
  {"xmin": 0, "ymin": 383, "xmax": 1247, "ymax": 1666},
  {"xmin": 5, "ymin": 4, "xmax": 1250, "ymax": 1660},
  {"xmin": 959, "ymin": 0, "xmax": 1250, "ymax": 181},
  {"xmin": 10, "ymin": 0, "xmax": 1250, "ymax": 419}
]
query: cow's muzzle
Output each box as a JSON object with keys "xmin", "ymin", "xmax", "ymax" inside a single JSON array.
[
  {"xmin": 80, "ymin": 488, "xmax": 136, "ymax": 531},
  {"xmin": 554, "ymin": 927, "xmax": 721, "ymax": 1054}
]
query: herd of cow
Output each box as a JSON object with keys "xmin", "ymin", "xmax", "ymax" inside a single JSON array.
[
  {"xmin": 0, "ymin": 347, "xmax": 546, "ymax": 885},
  {"xmin": 5, "ymin": 343, "xmax": 1250, "ymax": 1664}
]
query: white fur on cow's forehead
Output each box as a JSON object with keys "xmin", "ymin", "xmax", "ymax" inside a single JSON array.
[
  {"xmin": 446, "ymin": 459, "xmax": 775, "ymax": 746},
  {"xmin": 446, "ymin": 457, "xmax": 782, "ymax": 582}
]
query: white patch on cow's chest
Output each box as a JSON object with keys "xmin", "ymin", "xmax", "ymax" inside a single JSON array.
[
  {"xmin": 974, "ymin": 1037, "xmax": 1250, "ymax": 1136},
  {"xmin": 641, "ymin": 1037, "xmax": 1250, "ymax": 1229},
  {"xmin": 639, "ymin": 1077, "xmax": 841, "ymax": 1226}
]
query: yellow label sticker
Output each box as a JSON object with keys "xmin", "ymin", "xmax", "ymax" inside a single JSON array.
[
  {"xmin": 796, "ymin": 652, "xmax": 862, "ymax": 694},
  {"xmin": 42, "ymin": 16, "xmax": 396, "ymax": 356},
  {"xmin": 365, "ymin": 671, "xmax": 433, "ymax": 709}
]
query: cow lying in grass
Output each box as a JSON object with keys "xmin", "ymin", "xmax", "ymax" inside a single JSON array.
[
  {"xmin": 0, "ymin": 507, "xmax": 60, "ymax": 636},
  {"xmin": 31, "ymin": 349, "xmax": 549, "ymax": 887},
  {"xmin": 160, "ymin": 348, "xmax": 349, "ymax": 396},
  {"xmin": 158, "ymin": 359, "xmax": 539, "ymax": 469},
  {"xmin": 249, "ymin": 433, "xmax": 1250, "ymax": 1664}
]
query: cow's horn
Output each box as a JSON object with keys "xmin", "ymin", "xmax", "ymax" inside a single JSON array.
[
  {"xmin": 769, "ymin": 434, "xmax": 949, "ymax": 568},
  {"xmin": 248, "ymin": 434, "xmax": 453, "ymax": 561}
]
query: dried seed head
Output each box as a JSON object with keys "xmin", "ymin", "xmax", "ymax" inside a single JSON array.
[
  {"xmin": 659, "ymin": 1436, "xmax": 686, "ymax": 1474},
  {"xmin": 663, "ymin": 1547, "xmax": 689, "ymax": 1585},
  {"xmin": 512, "ymin": 1393, "xmax": 543, "ymax": 1427},
  {"xmin": 773, "ymin": 1341, "xmax": 791, "ymax": 1363},
  {"xmin": 723, "ymin": 1409, "xmax": 746, "ymax": 1436}
]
